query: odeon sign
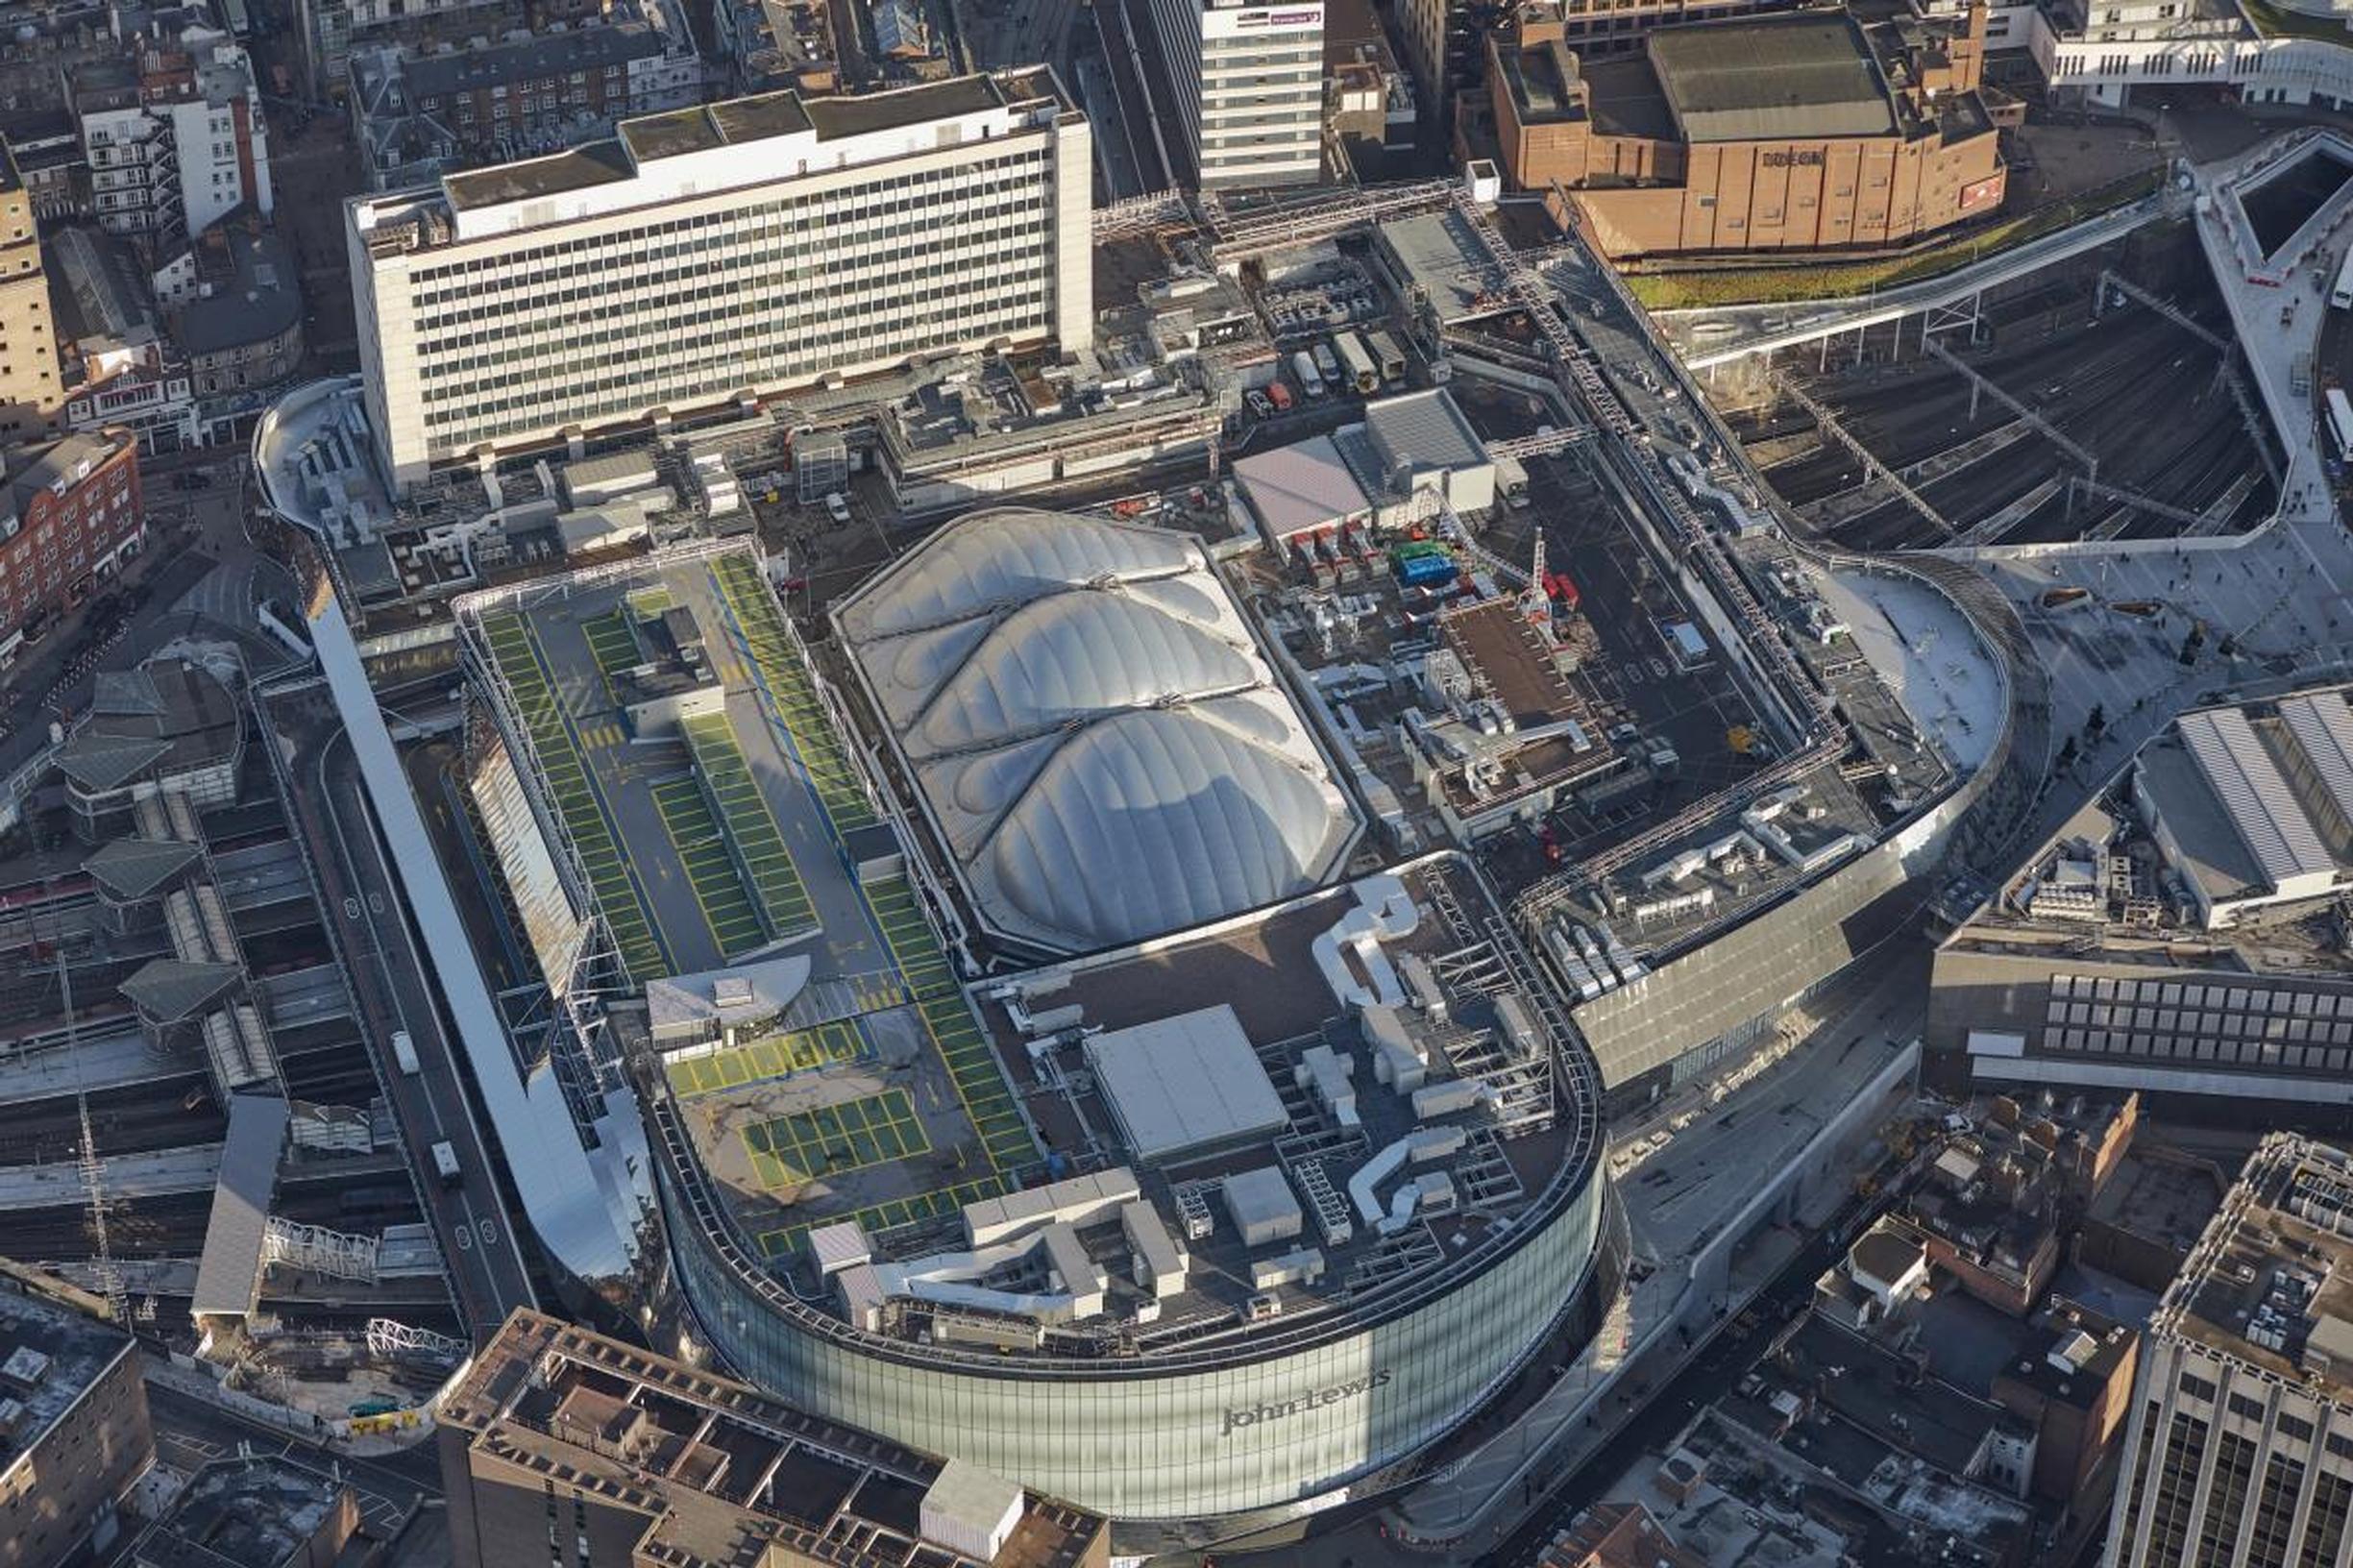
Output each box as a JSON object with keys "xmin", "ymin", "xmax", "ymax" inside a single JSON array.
[{"xmin": 1218, "ymin": 1369, "xmax": 1391, "ymax": 1436}]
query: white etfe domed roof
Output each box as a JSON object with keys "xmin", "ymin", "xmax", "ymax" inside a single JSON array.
[{"xmin": 837, "ymin": 509, "xmax": 1360, "ymax": 953}]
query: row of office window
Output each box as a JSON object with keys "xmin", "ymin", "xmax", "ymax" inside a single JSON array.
[{"xmin": 407, "ymin": 150, "xmax": 1051, "ymax": 307}]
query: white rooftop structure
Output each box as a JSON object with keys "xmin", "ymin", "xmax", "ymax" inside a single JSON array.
[
  {"xmin": 1234, "ymin": 435, "xmax": 1372, "ymax": 547},
  {"xmin": 920, "ymin": 1459, "xmax": 1027, "ymax": 1561},
  {"xmin": 1081, "ymin": 1004, "xmax": 1288, "ymax": 1164},
  {"xmin": 2179, "ymin": 707, "xmax": 2335, "ymax": 895},
  {"xmin": 835, "ymin": 508, "xmax": 1361, "ymax": 954},
  {"xmin": 1364, "ymin": 389, "xmax": 1487, "ymax": 471}
]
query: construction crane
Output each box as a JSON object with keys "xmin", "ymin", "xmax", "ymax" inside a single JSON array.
[{"xmin": 54, "ymin": 913, "xmax": 127, "ymax": 1328}]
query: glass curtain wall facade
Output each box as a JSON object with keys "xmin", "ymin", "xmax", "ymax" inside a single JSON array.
[{"xmin": 658, "ymin": 1119, "xmax": 1611, "ymax": 1544}]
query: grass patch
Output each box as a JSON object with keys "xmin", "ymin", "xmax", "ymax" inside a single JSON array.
[{"xmin": 1624, "ymin": 167, "xmax": 2167, "ymax": 310}]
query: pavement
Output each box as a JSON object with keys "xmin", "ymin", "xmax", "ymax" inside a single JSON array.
[
  {"xmin": 1959, "ymin": 236, "xmax": 2353, "ymax": 863},
  {"xmin": 260, "ymin": 681, "xmax": 536, "ymax": 1336}
]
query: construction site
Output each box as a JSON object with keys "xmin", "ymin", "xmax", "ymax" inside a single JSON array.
[
  {"xmin": 1713, "ymin": 223, "xmax": 2286, "ymax": 551},
  {"xmin": 0, "ymin": 652, "xmax": 472, "ymax": 1425}
]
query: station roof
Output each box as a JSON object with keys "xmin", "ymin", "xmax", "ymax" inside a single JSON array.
[
  {"xmin": 835, "ymin": 509, "xmax": 1360, "ymax": 953},
  {"xmin": 122, "ymin": 959, "xmax": 241, "ymax": 1023},
  {"xmin": 2281, "ymin": 691, "xmax": 2353, "ymax": 833},
  {"xmin": 1647, "ymin": 12, "xmax": 1897, "ymax": 143},
  {"xmin": 189, "ymin": 1093, "xmax": 289, "ymax": 1321},
  {"xmin": 2178, "ymin": 706, "xmax": 2335, "ymax": 891},
  {"xmin": 53, "ymin": 661, "xmax": 241, "ymax": 796},
  {"xmin": 83, "ymin": 836, "xmax": 201, "ymax": 900}
]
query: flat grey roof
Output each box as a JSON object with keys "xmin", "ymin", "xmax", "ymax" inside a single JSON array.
[
  {"xmin": 805, "ymin": 75, "xmax": 1002, "ymax": 138},
  {"xmin": 456, "ymin": 73, "xmax": 1042, "ymax": 210},
  {"xmin": 1081, "ymin": 1004, "xmax": 1287, "ymax": 1164},
  {"xmin": 1365, "ymin": 388, "xmax": 1489, "ymax": 478},
  {"xmin": 190, "ymin": 1094, "xmax": 290, "ymax": 1320},
  {"xmin": 1235, "ymin": 434, "xmax": 1371, "ymax": 539},
  {"xmin": 2137, "ymin": 738, "xmax": 2268, "ymax": 906},
  {"xmin": 1648, "ymin": 12, "xmax": 1897, "ymax": 143},
  {"xmin": 173, "ymin": 231, "xmax": 302, "ymax": 356},
  {"xmin": 442, "ymin": 141, "xmax": 634, "ymax": 209},
  {"xmin": 0, "ymin": 1275, "xmax": 133, "ymax": 1458},
  {"xmin": 1581, "ymin": 57, "xmax": 1679, "ymax": 142},
  {"xmin": 1375, "ymin": 209, "xmax": 1502, "ymax": 324}
]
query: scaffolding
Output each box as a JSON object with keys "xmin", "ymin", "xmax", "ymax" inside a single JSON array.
[
  {"xmin": 262, "ymin": 1216, "xmax": 380, "ymax": 1285},
  {"xmin": 366, "ymin": 1316, "xmax": 467, "ymax": 1364}
]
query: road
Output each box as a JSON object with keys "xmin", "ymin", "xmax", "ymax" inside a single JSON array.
[
  {"xmin": 1475, "ymin": 1201, "xmax": 1867, "ymax": 1568},
  {"xmin": 267, "ymin": 686, "xmax": 534, "ymax": 1335},
  {"xmin": 140, "ymin": 1377, "xmax": 440, "ymax": 1517}
]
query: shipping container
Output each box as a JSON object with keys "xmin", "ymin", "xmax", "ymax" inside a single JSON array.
[{"xmin": 1397, "ymin": 551, "xmax": 1458, "ymax": 587}]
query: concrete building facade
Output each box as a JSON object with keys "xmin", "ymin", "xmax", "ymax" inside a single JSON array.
[
  {"xmin": 1142, "ymin": 0, "xmax": 1326, "ymax": 187},
  {"xmin": 74, "ymin": 28, "xmax": 273, "ymax": 255},
  {"xmin": 1485, "ymin": 5, "xmax": 2005, "ymax": 257},
  {"xmin": 2107, "ymin": 1136, "xmax": 2353, "ymax": 1568},
  {"xmin": 0, "ymin": 145, "xmax": 60, "ymax": 446},
  {"xmin": 350, "ymin": 71, "xmax": 1092, "ymax": 488}
]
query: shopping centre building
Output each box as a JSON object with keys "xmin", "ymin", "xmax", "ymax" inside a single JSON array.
[{"xmin": 1480, "ymin": 3, "xmax": 2005, "ymax": 257}]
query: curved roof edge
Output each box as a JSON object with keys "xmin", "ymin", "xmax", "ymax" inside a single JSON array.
[{"xmin": 312, "ymin": 594, "xmax": 633, "ymax": 1286}]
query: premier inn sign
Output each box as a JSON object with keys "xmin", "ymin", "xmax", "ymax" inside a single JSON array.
[{"xmin": 1219, "ymin": 1369, "xmax": 1391, "ymax": 1436}]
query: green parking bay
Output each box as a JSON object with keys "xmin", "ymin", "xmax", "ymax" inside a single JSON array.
[{"xmin": 743, "ymin": 1090, "xmax": 929, "ymax": 1188}]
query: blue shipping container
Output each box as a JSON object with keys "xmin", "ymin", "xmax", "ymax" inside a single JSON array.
[{"xmin": 1397, "ymin": 552, "xmax": 1458, "ymax": 587}]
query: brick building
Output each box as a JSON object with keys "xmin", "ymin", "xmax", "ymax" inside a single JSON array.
[
  {"xmin": 1479, "ymin": 2, "xmax": 2005, "ymax": 257},
  {"xmin": 349, "ymin": 22, "xmax": 702, "ymax": 189},
  {"xmin": 1989, "ymin": 1295, "xmax": 2140, "ymax": 1507},
  {"xmin": 0, "ymin": 1268, "xmax": 154, "ymax": 1568},
  {"xmin": 0, "ymin": 427, "xmax": 142, "ymax": 657},
  {"xmin": 437, "ymin": 1310, "xmax": 1110, "ymax": 1568}
]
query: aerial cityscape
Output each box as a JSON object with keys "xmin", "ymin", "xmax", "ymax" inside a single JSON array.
[{"xmin": 4, "ymin": 0, "xmax": 2353, "ymax": 1562}]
